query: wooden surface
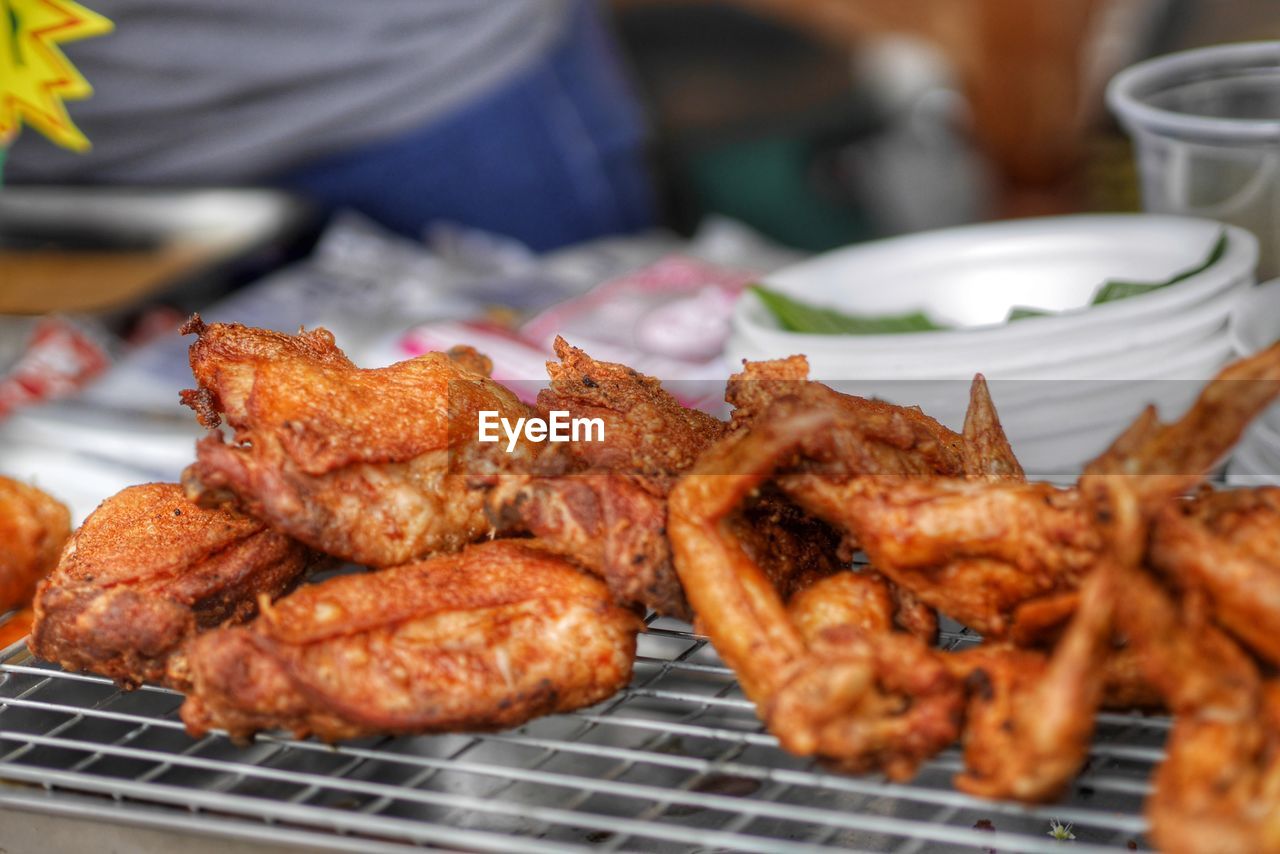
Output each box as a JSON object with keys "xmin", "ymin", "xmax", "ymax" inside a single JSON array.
[{"xmin": 0, "ymin": 243, "xmax": 219, "ymax": 315}]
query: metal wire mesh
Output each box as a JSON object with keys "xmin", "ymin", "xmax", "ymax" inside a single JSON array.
[{"xmin": 0, "ymin": 608, "xmax": 1159, "ymax": 853}]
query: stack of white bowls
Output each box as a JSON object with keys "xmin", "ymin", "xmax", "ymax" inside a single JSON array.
[
  {"xmin": 1226, "ymin": 279, "xmax": 1280, "ymax": 486},
  {"xmin": 726, "ymin": 214, "xmax": 1258, "ymax": 479}
]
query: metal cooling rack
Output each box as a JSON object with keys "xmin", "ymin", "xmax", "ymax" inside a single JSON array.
[{"xmin": 0, "ymin": 610, "xmax": 1160, "ymax": 853}]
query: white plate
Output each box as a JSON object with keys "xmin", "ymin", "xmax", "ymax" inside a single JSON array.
[{"xmin": 734, "ymin": 215, "xmax": 1256, "ymax": 357}]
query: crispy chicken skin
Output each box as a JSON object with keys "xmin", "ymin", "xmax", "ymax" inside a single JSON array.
[
  {"xmin": 1112, "ymin": 557, "xmax": 1280, "ymax": 854},
  {"xmin": 783, "ymin": 475, "xmax": 1096, "ymax": 638},
  {"xmin": 180, "ymin": 315, "xmax": 537, "ymax": 567},
  {"xmin": 0, "ymin": 476, "xmax": 70, "ymax": 614},
  {"xmin": 1150, "ymin": 486, "xmax": 1280, "ymax": 667},
  {"xmin": 726, "ymin": 356, "xmax": 1022, "ymax": 479},
  {"xmin": 178, "ymin": 541, "xmax": 641, "ymax": 742},
  {"xmin": 537, "ymin": 336, "xmax": 726, "ymax": 480},
  {"xmin": 670, "ymin": 342, "xmax": 1280, "ymax": 798},
  {"xmin": 481, "ymin": 338, "xmax": 727, "ymax": 617},
  {"xmin": 30, "ymin": 483, "xmax": 313, "ymax": 689}
]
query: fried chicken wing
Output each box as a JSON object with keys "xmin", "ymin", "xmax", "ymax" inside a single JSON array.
[
  {"xmin": 949, "ymin": 482, "xmax": 1124, "ymax": 802},
  {"xmin": 1147, "ymin": 680, "xmax": 1280, "ymax": 854},
  {"xmin": 1108, "ymin": 549, "xmax": 1278, "ymax": 853},
  {"xmin": 30, "ymin": 483, "xmax": 313, "ymax": 688},
  {"xmin": 770, "ymin": 623, "xmax": 964, "ymax": 781},
  {"xmin": 668, "ymin": 412, "xmax": 963, "ymax": 779},
  {"xmin": 177, "ymin": 540, "xmax": 641, "ymax": 742},
  {"xmin": 672, "ymin": 342, "xmax": 1280, "ymax": 797},
  {"xmin": 782, "ymin": 474, "xmax": 1096, "ymax": 638},
  {"xmin": 1150, "ymin": 486, "xmax": 1280, "ymax": 667},
  {"xmin": 537, "ymin": 337, "xmax": 726, "ymax": 480},
  {"xmin": 0, "ymin": 476, "xmax": 69, "ymax": 614},
  {"xmin": 180, "ymin": 315, "xmax": 537, "ymax": 566},
  {"xmin": 778, "ymin": 571, "xmax": 962, "ymax": 779},
  {"xmin": 481, "ymin": 338, "xmax": 727, "ymax": 617}
]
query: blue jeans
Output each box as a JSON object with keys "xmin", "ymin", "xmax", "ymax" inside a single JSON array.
[{"xmin": 275, "ymin": 2, "xmax": 656, "ymax": 252}]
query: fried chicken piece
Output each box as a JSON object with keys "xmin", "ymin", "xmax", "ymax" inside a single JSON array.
[
  {"xmin": 787, "ymin": 570, "xmax": 937, "ymax": 643},
  {"xmin": 1148, "ymin": 680, "xmax": 1280, "ymax": 854},
  {"xmin": 727, "ymin": 356, "xmax": 1023, "ymax": 481},
  {"xmin": 538, "ymin": 336, "xmax": 726, "ymax": 481},
  {"xmin": 30, "ymin": 483, "xmax": 313, "ymax": 689},
  {"xmin": 481, "ymin": 338, "xmax": 727, "ymax": 617},
  {"xmin": 180, "ymin": 315, "xmax": 537, "ymax": 567},
  {"xmin": 669, "ymin": 415, "xmax": 962, "ymax": 780},
  {"xmin": 779, "ymin": 340, "xmax": 1280, "ymax": 640},
  {"xmin": 0, "ymin": 476, "xmax": 69, "ymax": 614},
  {"xmin": 730, "ymin": 363, "xmax": 969, "ymax": 478},
  {"xmin": 178, "ymin": 540, "xmax": 641, "ymax": 742},
  {"xmin": 485, "ymin": 469, "xmax": 685, "ymax": 616},
  {"xmin": 770, "ymin": 623, "xmax": 964, "ymax": 781},
  {"xmin": 778, "ymin": 571, "xmax": 959, "ymax": 780},
  {"xmin": 783, "ymin": 474, "xmax": 1097, "ymax": 638},
  {"xmin": 1150, "ymin": 487, "xmax": 1280, "ymax": 667},
  {"xmin": 962, "ymin": 375, "xmax": 1025, "ymax": 480},
  {"xmin": 1109, "ymin": 554, "xmax": 1279, "ymax": 853},
  {"xmin": 957, "ymin": 357, "xmax": 1280, "ymax": 805},
  {"xmin": 948, "ymin": 499, "xmax": 1121, "ymax": 802},
  {"xmin": 669, "ymin": 371, "xmax": 1013, "ymax": 705},
  {"xmin": 786, "ymin": 571, "xmax": 897, "ymax": 641}
]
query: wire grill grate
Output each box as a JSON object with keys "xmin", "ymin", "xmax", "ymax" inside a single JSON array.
[{"xmin": 0, "ymin": 611, "xmax": 1159, "ymax": 852}]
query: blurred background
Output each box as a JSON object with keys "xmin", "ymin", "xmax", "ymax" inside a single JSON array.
[{"xmin": 2, "ymin": 0, "xmax": 1280, "ymax": 520}]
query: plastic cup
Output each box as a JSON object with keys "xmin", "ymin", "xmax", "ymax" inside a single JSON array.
[{"xmin": 1108, "ymin": 42, "xmax": 1280, "ymax": 277}]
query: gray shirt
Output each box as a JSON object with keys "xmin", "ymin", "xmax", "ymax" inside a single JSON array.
[{"xmin": 9, "ymin": 0, "xmax": 569, "ymax": 184}]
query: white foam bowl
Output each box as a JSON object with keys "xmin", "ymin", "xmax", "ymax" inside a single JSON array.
[
  {"xmin": 731, "ymin": 282, "xmax": 1241, "ymax": 380},
  {"xmin": 1227, "ymin": 441, "xmax": 1280, "ymax": 487},
  {"xmin": 763, "ymin": 317, "xmax": 1234, "ymax": 384},
  {"xmin": 1230, "ymin": 278, "xmax": 1280, "ymax": 357},
  {"xmin": 734, "ymin": 215, "xmax": 1256, "ymax": 365}
]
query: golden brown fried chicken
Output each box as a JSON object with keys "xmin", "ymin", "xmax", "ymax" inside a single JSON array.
[
  {"xmin": 481, "ymin": 338, "xmax": 727, "ymax": 617},
  {"xmin": 177, "ymin": 540, "xmax": 641, "ymax": 742},
  {"xmin": 671, "ymin": 343, "xmax": 1280, "ymax": 795},
  {"xmin": 667, "ymin": 413, "xmax": 964, "ymax": 780},
  {"xmin": 783, "ymin": 474, "xmax": 1096, "ymax": 638},
  {"xmin": 1150, "ymin": 486, "xmax": 1280, "ymax": 667},
  {"xmin": 771, "ymin": 623, "xmax": 964, "ymax": 782},
  {"xmin": 728, "ymin": 360, "xmax": 969, "ymax": 478},
  {"xmin": 30, "ymin": 483, "xmax": 313, "ymax": 689},
  {"xmin": 1109, "ymin": 554, "xmax": 1279, "ymax": 853},
  {"xmin": 726, "ymin": 356, "xmax": 1022, "ymax": 480},
  {"xmin": 1150, "ymin": 696, "xmax": 1280, "ymax": 854},
  {"xmin": 778, "ymin": 340, "xmax": 1280, "ymax": 641},
  {"xmin": 939, "ymin": 344, "xmax": 1280, "ymax": 805},
  {"xmin": 180, "ymin": 315, "xmax": 537, "ymax": 567},
  {"xmin": 787, "ymin": 570, "xmax": 936, "ymax": 644},
  {"xmin": 0, "ymin": 476, "xmax": 69, "ymax": 614},
  {"xmin": 537, "ymin": 336, "xmax": 727, "ymax": 481},
  {"xmin": 778, "ymin": 571, "xmax": 961, "ymax": 780},
  {"xmin": 485, "ymin": 468, "xmax": 684, "ymax": 616},
  {"xmin": 948, "ymin": 475, "xmax": 1127, "ymax": 803}
]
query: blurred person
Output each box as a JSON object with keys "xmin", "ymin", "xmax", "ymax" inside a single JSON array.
[{"xmin": 7, "ymin": 0, "xmax": 656, "ymax": 252}]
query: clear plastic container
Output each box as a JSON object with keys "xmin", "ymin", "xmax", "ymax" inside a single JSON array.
[{"xmin": 1108, "ymin": 41, "xmax": 1280, "ymax": 277}]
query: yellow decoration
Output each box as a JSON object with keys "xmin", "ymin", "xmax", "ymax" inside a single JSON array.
[{"xmin": 1, "ymin": 0, "xmax": 113, "ymax": 151}]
